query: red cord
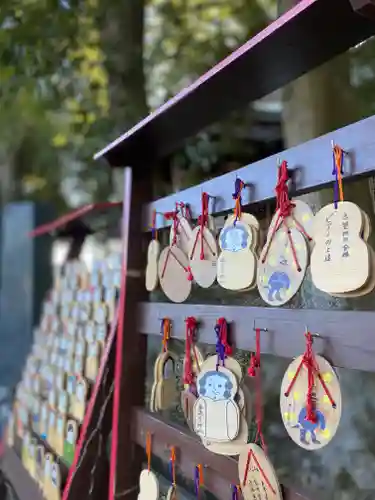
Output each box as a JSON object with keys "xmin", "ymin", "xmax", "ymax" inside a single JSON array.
[
  {"xmin": 161, "ymin": 247, "xmax": 193, "ymax": 281},
  {"xmin": 163, "ymin": 209, "xmax": 193, "ymax": 281},
  {"xmin": 200, "ymin": 193, "xmax": 209, "ymax": 260},
  {"xmin": 243, "ymin": 450, "xmax": 276, "ymax": 494},
  {"xmin": 261, "ymin": 161, "xmax": 302, "ymax": 271},
  {"xmin": 189, "ymin": 192, "xmax": 216, "ymax": 261},
  {"xmin": 247, "ymin": 328, "xmax": 266, "ymax": 451},
  {"xmin": 284, "ymin": 332, "xmax": 336, "ymax": 423}
]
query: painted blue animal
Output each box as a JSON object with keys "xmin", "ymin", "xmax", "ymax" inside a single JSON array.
[
  {"xmin": 266, "ymin": 271, "xmax": 290, "ymax": 301},
  {"xmin": 293, "ymin": 407, "xmax": 326, "ymax": 445}
]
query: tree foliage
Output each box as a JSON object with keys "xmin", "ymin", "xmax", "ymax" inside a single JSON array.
[{"xmin": 2, "ymin": 0, "xmax": 375, "ymax": 209}]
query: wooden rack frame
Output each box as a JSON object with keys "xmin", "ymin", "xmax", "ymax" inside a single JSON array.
[{"xmin": 92, "ymin": 1, "xmax": 375, "ymax": 500}]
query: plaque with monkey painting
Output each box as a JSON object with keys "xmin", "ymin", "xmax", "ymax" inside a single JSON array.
[
  {"xmin": 193, "ymin": 367, "xmax": 240, "ymax": 442},
  {"xmin": 280, "ymin": 355, "xmax": 341, "ymax": 450},
  {"xmin": 217, "ymin": 221, "xmax": 257, "ymax": 290}
]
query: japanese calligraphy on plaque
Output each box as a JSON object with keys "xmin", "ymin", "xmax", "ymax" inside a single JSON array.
[
  {"xmin": 239, "ymin": 444, "xmax": 282, "ymax": 500},
  {"xmin": 311, "ymin": 201, "xmax": 371, "ymax": 295}
]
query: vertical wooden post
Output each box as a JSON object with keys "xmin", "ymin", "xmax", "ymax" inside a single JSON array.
[{"xmin": 109, "ymin": 167, "xmax": 150, "ymax": 500}]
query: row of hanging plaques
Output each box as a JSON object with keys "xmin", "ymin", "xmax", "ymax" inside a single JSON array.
[
  {"xmin": 17, "ymin": 431, "xmax": 63, "ymax": 500},
  {"xmin": 147, "ymin": 318, "xmax": 342, "ymax": 499},
  {"xmin": 7, "ymin": 255, "xmax": 120, "ymax": 500},
  {"xmin": 146, "ymin": 146, "xmax": 374, "ymax": 304}
]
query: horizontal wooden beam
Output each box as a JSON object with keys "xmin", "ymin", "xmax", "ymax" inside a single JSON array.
[
  {"xmin": 132, "ymin": 408, "xmax": 312, "ymax": 500},
  {"xmin": 95, "ymin": 0, "xmax": 375, "ymax": 167},
  {"xmin": 143, "ymin": 114, "xmax": 375, "ymax": 229},
  {"xmin": 139, "ymin": 302, "xmax": 375, "ymax": 373}
]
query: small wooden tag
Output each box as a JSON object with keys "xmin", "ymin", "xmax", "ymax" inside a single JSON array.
[
  {"xmin": 138, "ymin": 469, "xmax": 159, "ymax": 500},
  {"xmin": 146, "ymin": 240, "xmax": 161, "ymax": 292}
]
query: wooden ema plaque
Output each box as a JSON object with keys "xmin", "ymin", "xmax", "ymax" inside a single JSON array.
[
  {"xmin": 85, "ymin": 341, "xmax": 101, "ymax": 382},
  {"xmin": 43, "ymin": 453, "xmax": 53, "ymax": 500},
  {"xmin": 35, "ymin": 445, "xmax": 45, "ymax": 490},
  {"xmin": 217, "ymin": 179, "xmax": 259, "ymax": 291},
  {"xmin": 137, "ymin": 469, "xmax": 159, "ymax": 500},
  {"xmin": 217, "ymin": 221, "xmax": 256, "ymax": 291},
  {"xmin": 257, "ymin": 162, "xmax": 313, "ymax": 306},
  {"xmin": 258, "ymin": 227, "xmax": 308, "ymax": 306},
  {"xmin": 63, "ymin": 419, "xmax": 78, "ymax": 466},
  {"xmin": 145, "ymin": 239, "xmax": 160, "ymax": 292},
  {"xmin": 150, "ymin": 351, "xmax": 178, "ymax": 412},
  {"xmin": 311, "ymin": 201, "xmax": 372, "ymax": 295},
  {"xmin": 50, "ymin": 462, "xmax": 62, "ymax": 500},
  {"xmin": 280, "ymin": 352, "xmax": 341, "ymax": 450},
  {"xmin": 169, "ymin": 212, "xmax": 193, "ymax": 256},
  {"xmin": 202, "ymin": 384, "xmax": 252, "ymax": 456},
  {"xmin": 193, "ymin": 366, "xmax": 240, "ymax": 442},
  {"xmin": 189, "ymin": 225, "xmax": 218, "ymax": 288},
  {"xmin": 158, "ymin": 246, "xmax": 192, "ymax": 303},
  {"xmin": 239, "ymin": 444, "xmax": 282, "ymax": 500},
  {"xmin": 188, "ymin": 192, "xmax": 218, "ymax": 288},
  {"xmin": 72, "ymin": 378, "xmax": 88, "ymax": 422}
]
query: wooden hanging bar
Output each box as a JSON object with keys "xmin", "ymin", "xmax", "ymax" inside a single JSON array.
[
  {"xmin": 132, "ymin": 409, "xmax": 312, "ymax": 500},
  {"xmin": 143, "ymin": 114, "xmax": 375, "ymax": 228},
  {"xmin": 94, "ymin": 0, "xmax": 375, "ymax": 167},
  {"xmin": 139, "ymin": 303, "xmax": 375, "ymax": 373}
]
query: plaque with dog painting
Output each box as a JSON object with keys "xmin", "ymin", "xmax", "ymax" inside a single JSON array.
[{"xmin": 193, "ymin": 366, "xmax": 240, "ymax": 442}]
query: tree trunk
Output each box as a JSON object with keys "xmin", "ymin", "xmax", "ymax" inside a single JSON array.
[{"xmin": 99, "ymin": 0, "xmax": 149, "ymax": 198}]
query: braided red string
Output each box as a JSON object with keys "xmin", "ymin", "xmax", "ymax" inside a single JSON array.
[
  {"xmin": 247, "ymin": 328, "xmax": 266, "ymax": 451},
  {"xmin": 164, "ymin": 210, "xmax": 179, "ymax": 246},
  {"xmin": 161, "ymin": 247, "xmax": 193, "ymax": 281},
  {"xmin": 200, "ymin": 193, "xmax": 209, "ymax": 260},
  {"xmin": 284, "ymin": 332, "xmax": 336, "ymax": 423},
  {"xmin": 162, "ymin": 209, "xmax": 193, "ymax": 281},
  {"xmin": 261, "ymin": 161, "xmax": 301, "ymax": 271},
  {"xmin": 190, "ymin": 193, "xmax": 216, "ymax": 261}
]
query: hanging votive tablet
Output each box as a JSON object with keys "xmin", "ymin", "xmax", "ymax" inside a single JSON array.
[
  {"xmin": 188, "ymin": 192, "xmax": 218, "ymax": 288},
  {"xmin": 239, "ymin": 443, "xmax": 282, "ymax": 500},
  {"xmin": 138, "ymin": 469, "xmax": 159, "ymax": 500},
  {"xmin": 258, "ymin": 227, "xmax": 308, "ymax": 306},
  {"xmin": 193, "ymin": 366, "xmax": 240, "ymax": 442},
  {"xmin": 189, "ymin": 226, "xmax": 218, "ymax": 288},
  {"xmin": 217, "ymin": 221, "xmax": 256, "ymax": 290},
  {"xmin": 158, "ymin": 246, "xmax": 192, "ymax": 303},
  {"xmin": 280, "ymin": 353, "xmax": 341, "ymax": 450},
  {"xmin": 311, "ymin": 201, "xmax": 371, "ymax": 295},
  {"xmin": 145, "ymin": 240, "xmax": 160, "ymax": 292}
]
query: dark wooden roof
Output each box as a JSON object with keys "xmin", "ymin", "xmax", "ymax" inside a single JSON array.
[{"xmin": 94, "ymin": 0, "xmax": 375, "ymax": 167}]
